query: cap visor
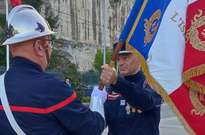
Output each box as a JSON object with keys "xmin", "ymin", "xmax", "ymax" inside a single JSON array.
[{"xmin": 118, "ymin": 50, "xmax": 132, "ymax": 55}]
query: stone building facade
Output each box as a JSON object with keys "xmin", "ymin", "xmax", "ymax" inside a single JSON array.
[{"xmin": 1, "ymin": 0, "xmax": 135, "ymax": 71}]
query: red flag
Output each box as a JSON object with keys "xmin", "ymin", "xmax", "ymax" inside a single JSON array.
[
  {"xmin": 170, "ymin": 0, "xmax": 205, "ymax": 134},
  {"xmin": 10, "ymin": 0, "xmax": 22, "ymax": 7}
]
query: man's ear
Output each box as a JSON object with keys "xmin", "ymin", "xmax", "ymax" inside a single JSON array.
[{"xmin": 33, "ymin": 40, "xmax": 44, "ymax": 57}]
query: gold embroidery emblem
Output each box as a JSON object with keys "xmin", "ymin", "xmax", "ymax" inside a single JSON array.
[
  {"xmin": 186, "ymin": 9, "xmax": 205, "ymax": 51},
  {"xmin": 144, "ymin": 10, "xmax": 161, "ymax": 46},
  {"xmin": 183, "ymin": 9, "xmax": 205, "ymax": 116},
  {"xmin": 190, "ymin": 89, "xmax": 205, "ymax": 116}
]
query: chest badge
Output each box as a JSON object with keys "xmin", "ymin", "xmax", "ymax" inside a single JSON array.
[
  {"xmin": 120, "ymin": 100, "xmax": 126, "ymax": 106},
  {"xmin": 125, "ymin": 103, "xmax": 131, "ymax": 115}
]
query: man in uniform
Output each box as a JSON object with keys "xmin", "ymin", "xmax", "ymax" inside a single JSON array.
[
  {"xmin": 100, "ymin": 44, "xmax": 162, "ymax": 135},
  {"xmin": 0, "ymin": 5, "xmax": 105, "ymax": 135}
]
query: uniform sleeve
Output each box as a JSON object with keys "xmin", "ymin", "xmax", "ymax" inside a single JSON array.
[
  {"xmin": 111, "ymin": 76, "xmax": 162, "ymax": 111},
  {"xmin": 44, "ymin": 77, "xmax": 105, "ymax": 135},
  {"xmin": 53, "ymin": 99, "xmax": 105, "ymax": 135}
]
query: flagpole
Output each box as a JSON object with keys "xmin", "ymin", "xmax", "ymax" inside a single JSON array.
[
  {"xmin": 101, "ymin": 0, "xmax": 106, "ymax": 65},
  {"xmin": 5, "ymin": 0, "xmax": 9, "ymax": 70}
]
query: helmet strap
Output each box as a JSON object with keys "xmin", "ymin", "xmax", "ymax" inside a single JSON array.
[{"xmin": 45, "ymin": 49, "xmax": 50, "ymax": 66}]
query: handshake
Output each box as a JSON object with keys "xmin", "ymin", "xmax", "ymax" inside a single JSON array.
[{"xmin": 89, "ymin": 64, "xmax": 117, "ymax": 118}]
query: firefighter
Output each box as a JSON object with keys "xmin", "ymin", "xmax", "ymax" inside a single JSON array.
[
  {"xmin": 100, "ymin": 43, "xmax": 162, "ymax": 135},
  {"xmin": 0, "ymin": 5, "xmax": 105, "ymax": 135}
]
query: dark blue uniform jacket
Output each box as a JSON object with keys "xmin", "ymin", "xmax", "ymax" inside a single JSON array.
[
  {"xmin": 0, "ymin": 57, "xmax": 105, "ymax": 135},
  {"xmin": 104, "ymin": 71, "xmax": 162, "ymax": 135}
]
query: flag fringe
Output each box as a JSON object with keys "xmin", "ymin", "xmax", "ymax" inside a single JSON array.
[
  {"xmin": 183, "ymin": 64, "xmax": 205, "ymax": 94},
  {"xmin": 126, "ymin": 44, "xmax": 196, "ymax": 135}
]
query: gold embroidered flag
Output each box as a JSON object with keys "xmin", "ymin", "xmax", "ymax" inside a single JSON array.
[{"xmin": 171, "ymin": 0, "xmax": 205, "ymax": 134}]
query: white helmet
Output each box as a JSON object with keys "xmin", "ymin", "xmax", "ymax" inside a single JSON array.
[{"xmin": 2, "ymin": 4, "xmax": 55, "ymax": 46}]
